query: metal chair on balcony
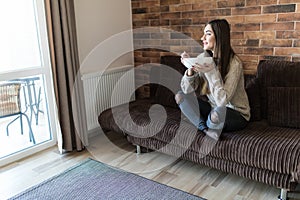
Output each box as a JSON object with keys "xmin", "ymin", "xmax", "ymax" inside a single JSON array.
[{"xmin": 0, "ymin": 82, "xmax": 36, "ymax": 144}]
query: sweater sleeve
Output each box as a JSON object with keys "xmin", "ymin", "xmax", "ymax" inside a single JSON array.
[
  {"xmin": 204, "ymin": 56, "xmax": 242, "ymax": 107},
  {"xmin": 180, "ymin": 70, "xmax": 200, "ymax": 94}
]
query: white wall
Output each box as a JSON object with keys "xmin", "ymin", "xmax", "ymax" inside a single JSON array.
[{"xmin": 74, "ymin": 0, "xmax": 133, "ymax": 75}]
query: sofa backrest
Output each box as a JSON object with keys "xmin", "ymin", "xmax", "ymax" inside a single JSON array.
[
  {"xmin": 150, "ymin": 55, "xmax": 185, "ymax": 108},
  {"xmin": 256, "ymin": 60, "xmax": 300, "ymax": 128}
]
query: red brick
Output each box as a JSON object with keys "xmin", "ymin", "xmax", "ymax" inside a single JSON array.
[
  {"xmin": 160, "ymin": 19, "xmax": 170, "ymax": 26},
  {"xmin": 132, "ymin": 13, "xmax": 160, "ymax": 20},
  {"xmin": 231, "ymin": 31, "xmax": 244, "ymax": 39},
  {"xmin": 260, "ymin": 55, "xmax": 290, "ymax": 61},
  {"xmin": 244, "ymin": 31, "xmax": 275, "ymax": 39},
  {"xmin": 132, "ymin": 8, "xmax": 149, "ymax": 14},
  {"xmin": 170, "ymin": 46, "xmax": 189, "ymax": 54},
  {"xmin": 263, "ymin": 4, "xmax": 296, "ymax": 13},
  {"xmin": 134, "ymin": 35, "xmax": 152, "ymax": 42},
  {"xmin": 150, "ymin": 32, "xmax": 170, "ymax": 39},
  {"xmin": 133, "ymin": 41, "xmax": 142, "ymax": 49},
  {"xmin": 139, "ymin": 0, "xmax": 160, "ymax": 8},
  {"xmin": 149, "ymin": 57, "xmax": 161, "ymax": 63},
  {"xmin": 292, "ymin": 56, "xmax": 300, "ymax": 62},
  {"xmin": 131, "ymin": 1, "xmax": 140, "ymax": 9},
  {"xmin": 204, "ymin": 8, "xmax": 231, "ymax": 17},
  {"xmin": 170, "ymin": 19, "xmax": 192, "ymax": 25},
  {"xmin": 150, "ymin": 19, "xmax": 161, "ymax": 26},
  {"xmin": 169, "ymin": 4, "xmax": 192, "ymax": 12},
  {"xmin": 134, "ymin": 56, "xmax": 151, "ymax": 63},
  {"xmin": 231, "ymin": 40, "xmax": 246, "ymax": 46},
  {"xmin": 232, "ymin": 47, "xmax": 244, "ymax": 54},
  {"xmin": 161, "ymin": 39, "xmax": 181, "ymax": 46},
  {"xmin": 217, "ymin": 0, "xmax": 245, "ymax": 8},
  {"xmin": 232, "ymin": 6, "xmax": 261, "ymax": 15},
  {"xmin": 296, "ymin": 22, "xmax": 300, "ymax": 30},
  {"xmin": 231, "ymin": 23, "xmax": 260, "ymax": 32},
  {"xmin": 167, "ymin": 25, "xmax": 182, "ymax": 32},
  {"xmin": 182, "ymin": 10, "xmax": 205, "ymax": 18},
  {"xmin": 133, "ymin": 20, "xmax": 150, "ymax": 27},
  {"xmin": 244, "ymin": 69, "xmax": 257, "ymax": 75},
  {"xmin": 182, "ymin": 25, "xmax": 202, "ymax": 33},
  {"xmin": 276, "ymin": 31, "xmax": 300, "ymax": 39},
  {"xmin": 159, "ymin": 6, "xmax": 170, "ymax": 13},
  {"xmin": 160, "ymin": 52, "xmax": 178, "ymax": 57},
  {"xmin": 161, "ymin": 12, "xmax": 181, "ymax": 19},
  {"xmin": 232, "ymin": 39, "xmax": 259, "ymax": 46},
  {"xmin": 171, "ymin": 32, "xmax": 192, "ymax": 39},
  {"xmin": 160, "ymin": 0, "xmax": 180, "ymax": 5},
  {"xmin": 181, "ymin": 39, "xmax": 202, "ymax": 46},
  {"xmin": 260, "ymin": 39, "xmax": 293, "ymax": 47},
  {"xmin": 246, "ymin": 0, "xmax": 277, "ymax": 6},
  {"xmin": 224, "ymin": 16, "xmax": 245, "ymax": 24},
  {"xmin": 293, "ymin": 40, "xmax": 300, "ymax": 47},
  {"xmin": 142, "ymin": 51, "xmax": 161, "ymax": 58},
  {"xmin": 239, "ymin": 55, "xmax": 260, "ymax": 63},
  {"xmin": 280, "ymin": 0, "xmax": 300, "ymax": 3},
  {"xmin": 192, "ymin": 2, "xmax": 216, "ymax": 10},
  {"xmin": 142, "ymin": 39, "xmax": 161, "ymax": 47},
  {"xmin": 244, "ymin": 14, "xmax": 276, "ymax": 23},
  {"xmin": 242, "ymin": 61, "xmax": 259, "ymax": 72},
  {"xmin": 191, "ymin": 46, "xmax": 205, "ymax": 54},
  {"xmin": 262, "ymin": 22, "xmax": 294, "ymax": 30},
  {"xmin": 244, "ymin": 47, "xmax": 273, "ymax": 55},
  {"xmin": 278, "ymin": 13, "xmax": 300, "ymax": 21},
  {"xmin": 134, "ymin": 51, "xmax": 143, "ymax": 57},
  {"xmin": 149, "ymin": 6, "xmax": 163, "ymax": 13},
  {"xmin": 180, "ymin": 0, "xmax": 201, "ymax": 3},
  {"xmin": 275, "ymin": 47, "xmax": 300, "ymax": 55},
  {"xmin": 192, "ymin": 17, "xmax": 211, "ymax": 25}
]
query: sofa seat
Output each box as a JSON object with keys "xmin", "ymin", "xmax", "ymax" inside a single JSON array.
[{"xmin": 99, "ymin": 99, "xmax": 300, "ymax": 190}]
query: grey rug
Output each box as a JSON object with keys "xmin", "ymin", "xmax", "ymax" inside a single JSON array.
[{"xmin": 9, "ymin": 158, "xmax": 205, "ymax": 200}]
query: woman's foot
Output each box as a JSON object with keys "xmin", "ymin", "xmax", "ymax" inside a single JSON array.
[{"xmin": 203, "ymin": 129, "xmax": 221, "ymax": 141}]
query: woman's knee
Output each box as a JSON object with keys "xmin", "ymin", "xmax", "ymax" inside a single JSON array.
[
  {"xmin": 210, "ymin": 107, "xmax": 226, "ymax": 123},
  {"xmin": 175, "ymin": 92, "xmax": 184, "ymax": 105},
  {"xmin": 210, "ymin": 110, "xmax": 219, "ymax": 123}
]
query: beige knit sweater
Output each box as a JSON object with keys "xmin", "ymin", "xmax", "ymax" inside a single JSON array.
[{"xmin": 180, "ymin": 53, "xmax": 251, "ymax": 121}]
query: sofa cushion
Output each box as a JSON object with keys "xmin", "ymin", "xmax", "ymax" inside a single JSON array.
[
  {"xmin": 154, "ymin": 56, "xmax": 186, "ymax": 108},
  {"xmin": 257, "ymin": 60, "xmax": 300, "ymax": 119},
  {"xmin": 267, "ymin": 87, "xmax": 300, "ymax": 128},
  {"xmin": 154, "ymin": 85, "xmax": 178, "ymax": 108},
  {"xmin": 245, "ymin": 76, "xmax": 261, "ymax": 121}
]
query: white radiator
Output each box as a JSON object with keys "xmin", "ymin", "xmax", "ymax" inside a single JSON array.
[{"xmin": 81, "ymin": 65, "xmax": 135, "ymax": 133}]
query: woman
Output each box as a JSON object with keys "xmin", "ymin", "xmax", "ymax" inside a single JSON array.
[{"xmin": 175, "ymin": 19, "xmax": 250, "ymax": 141}]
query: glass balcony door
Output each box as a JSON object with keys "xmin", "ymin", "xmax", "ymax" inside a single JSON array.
[{"xmin": 0, "ymin": 0, "xmax": 59, "ymax": 166}]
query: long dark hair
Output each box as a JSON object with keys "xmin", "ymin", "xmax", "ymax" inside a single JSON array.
[{"xmin": 207, "ymin": 19, "xmax": 235, "ymax": 79}]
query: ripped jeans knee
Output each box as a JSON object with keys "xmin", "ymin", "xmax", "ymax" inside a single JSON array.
[
  {"xmin": 207, "ymin": 106, "xmax": 226, "ymax": 130},
  {"xmin": 175, "ymin": 91, "xmax": 184, "ymax": 105}
]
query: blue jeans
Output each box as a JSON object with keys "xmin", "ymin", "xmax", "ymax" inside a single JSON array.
[{"xmin": 176, "ymin": 92, "xmax": 248, "ymax": 132}]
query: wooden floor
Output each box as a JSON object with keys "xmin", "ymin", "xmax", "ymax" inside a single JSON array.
[{"xmin": 1, "ymin": 131, "xmax": 299, "ymax": 200}]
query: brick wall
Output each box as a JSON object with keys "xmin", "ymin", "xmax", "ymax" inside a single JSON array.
[{"xmin": 131, "ymin": 0, "xmax": 300, "ymax": 97}]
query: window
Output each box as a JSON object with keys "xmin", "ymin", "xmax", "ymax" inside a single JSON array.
[{"xmin": 0, "ymin": 0, "xmax": 59, "ymax": 166}]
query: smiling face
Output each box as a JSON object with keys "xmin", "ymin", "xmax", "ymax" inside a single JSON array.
[{"xmin": 201, "ymin": 24, "xmax": 216, "ymax": 52}]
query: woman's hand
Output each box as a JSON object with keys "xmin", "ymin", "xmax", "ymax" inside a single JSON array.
[
  {"xmin": 180, "ymin": 51, "xmax": 190, "ymax": 59},
  {"xmin": 180, "ymin": 51, "xmax": 190, "ymax": 65},
  {"xmin": 192, "ymin": 62, "xmax": 215, "ymax": 73},
  {"xmin": 181, "ymin": 51, "xmax": 194, "ymax": 76}
]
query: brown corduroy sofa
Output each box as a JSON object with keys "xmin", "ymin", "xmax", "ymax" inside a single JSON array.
[{"xmin": 98, "ymin": 56, "xmax": 300, "ymax": 199}]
